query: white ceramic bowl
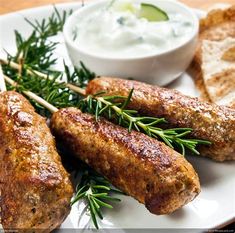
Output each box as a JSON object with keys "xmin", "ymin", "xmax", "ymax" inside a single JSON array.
[{"xmin": 63, "ymin": 0, "xmax": 199, "ymax": 86}]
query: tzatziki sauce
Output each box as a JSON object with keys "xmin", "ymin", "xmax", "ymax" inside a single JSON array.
[{"xmin": 73, "ymin": 0, "xmax": 194, "ymax": 58}]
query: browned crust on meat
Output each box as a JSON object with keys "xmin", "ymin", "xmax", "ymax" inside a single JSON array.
[
  {"xmin": 50, "ymin": 108, "xmax": 200, "ymax": 215},
  {"xmin": 0, "ymin": 91, "xmax": 73, "ymax": 232},
  {"xmin": 86, "ymin": 77, "xmax": 235, "ymax": 162}
]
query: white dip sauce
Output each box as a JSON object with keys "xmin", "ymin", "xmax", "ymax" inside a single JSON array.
[{"xmin": 73, "ymin": 1, "xmax": 194, "ymax": 58}]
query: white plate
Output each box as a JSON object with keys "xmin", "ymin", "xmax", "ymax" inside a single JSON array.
[{"xmin": 0, "ymin": 2, "xmax": 235, "ymax": 232}]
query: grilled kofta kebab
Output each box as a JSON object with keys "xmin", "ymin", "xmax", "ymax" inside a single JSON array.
[
  {"xmin": 0, "ymin": 91, "xmax": 73, "ymax": 232},
  {"xmin": 86, "ymin": 77, "xmax": 235, "ymax": 162},
  {"xmin": 50, "ymin": 108, "xmax": 200, "ymax": 215}
]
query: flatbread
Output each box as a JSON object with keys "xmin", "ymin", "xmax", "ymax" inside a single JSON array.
[
  {"xmin": 201, "ymin": 38, "xmax": 235, "ymax": 107},
  {"xmin": 191, "ymin": 5, "xmax": 235, "ymax": 108},
  {"xmin": 194, "ymin": 6, "xmax": 235, "ymax": 66}
]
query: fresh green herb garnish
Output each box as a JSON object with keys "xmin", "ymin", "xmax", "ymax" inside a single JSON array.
[
  {"xmin": 5, "ymin": 6, "xmax": 72, "ymax": 76},
  {"xmin": 2, "ymin": 58, "xmax": 81, "ymax": 117},
  {"xmin": 24, "ymin": 6, "xmax": 73, "ymax": 38},
  {"xmin": 78, "ymin": 90, "xmax": 211, "ymax": 156},
  {"xmin": 71, "ymin": 169, "xmax": 122, "ymax": 229},
  {"xmin": 13, "ymin": 30, "xmax": 59, "ymax": 72}
]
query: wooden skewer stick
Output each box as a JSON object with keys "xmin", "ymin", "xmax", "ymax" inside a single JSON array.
[
  {"xmin": 0, "ymin": 58, "xmax": 86, "ymax": 96},
  {"xmin": 0, "ymin": 64, "xmax": 6, "ymax": 92},
  {"xmin": 4, "ymin": 75, "xmax": 58, "ymax": 113}
]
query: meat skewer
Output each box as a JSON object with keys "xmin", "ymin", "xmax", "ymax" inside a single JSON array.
[
  {"xmin": 50, "ymin": 107, "xmax": 200, "ymax": 215},
  {"xmin": 86, "ymin": 77, "xmax": 235, "ymax": 162},
  {"xmin": 0, "ymin": 90, "xmax": 73, "ymax": 231}
]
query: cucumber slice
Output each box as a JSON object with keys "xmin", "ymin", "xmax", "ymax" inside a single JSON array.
[{"xmin": 139, "ymin": 3, "xmax": 169, "ymax": 22}]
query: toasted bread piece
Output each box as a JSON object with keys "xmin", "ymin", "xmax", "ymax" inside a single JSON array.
[
  {"xmin": 195, "ymin": 5, "xmax": 235, "ymax": 65},
  {"xmin": 191, "ymin": 5, "xmax": 235, "ymax": 107},
  {"xmin": 201, "ymin": 38, "xmax": 235, "ymax": 108}
]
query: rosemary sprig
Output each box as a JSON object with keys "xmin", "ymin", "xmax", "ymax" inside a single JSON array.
[
  {"xmin": 1, "ymin": 6, "xmax": 87, "ymax": 116},
  {"xmin": 71, "ymin": 169, "xmax": 121, "ymax": 229},
  {"xmin": 78, "ymin": 90, "xmax": 211, "ymax": 155},
  {"xmin": 6, "ymin": 6, "xmax": 72, "ymax": 76},
  {"xmin": 4, "ymin": 75, "xmax": 58, "ymax": 113},
  {"xmin": 24, "ymin": 6, "xmax": 73, "ymax": 38},
  {"xmin": 2, "ymin": 63, "xmax": 81, "ymax": 116},
  {"xmin": 13, "ymin": 30, "xmax": 59, "ymax": 72}
]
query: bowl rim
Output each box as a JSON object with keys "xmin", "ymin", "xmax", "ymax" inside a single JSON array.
[{"xmin": 63, "ymin": 0, "xmax": 199, "ymax": 61}]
